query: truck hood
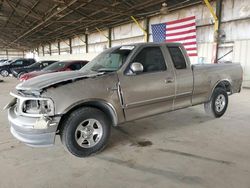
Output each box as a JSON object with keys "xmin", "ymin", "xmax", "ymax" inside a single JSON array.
[{"xmin": 16, "ymin": 71, "xmax": 103, "ymax": 91}]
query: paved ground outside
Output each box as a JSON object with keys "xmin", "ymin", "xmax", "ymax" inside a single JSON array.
[{"xmin": 0, "ymin": 77, "xmax": 250, "ymax": 188}]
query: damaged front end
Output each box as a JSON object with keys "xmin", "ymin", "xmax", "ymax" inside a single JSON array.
[
  {"xmin": 5, "ymin": 71, "xmax": 112, "ymax": 147},
  {"xmin": 6, "ymin": 90, "xmax": 60, "ymax": 147}
]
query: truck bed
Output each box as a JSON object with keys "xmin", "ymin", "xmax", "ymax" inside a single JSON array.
[{"xmin": 191, "ymin": 63, "xmax": 243, "ymax": 105}]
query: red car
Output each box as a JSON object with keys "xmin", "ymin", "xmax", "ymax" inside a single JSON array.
[{"xmin": 20, "ymin": 60, "xmax": 88, "ymax": 81}]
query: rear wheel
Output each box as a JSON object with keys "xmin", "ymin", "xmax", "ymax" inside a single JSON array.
[
  {"xmin": 18, "ymin": 72, "xmax": 26, "ymax": 79},
  {"xmin": 60, "ymin": 107, "xmax": 111, "ymax": 157},
  {"xmin": 0, "ymin": 69, "xmax": 9, "ymax": 77},
  {"xmin": 204, "ymin": 87, "xmax": 228, "ymax": 118}
]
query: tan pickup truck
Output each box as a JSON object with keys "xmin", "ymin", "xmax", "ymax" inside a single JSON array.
[{"xmin": 6, "ymin": 43, "xmax": 243, "ymax": 157}]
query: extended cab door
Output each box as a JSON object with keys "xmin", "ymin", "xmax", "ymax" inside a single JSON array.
[
  {"xmin": 118, "ymin": 45, "xmax": 175, "ymax": 121},
  {"xmin": 167, "ymin": 45, "xmax": 193, "ymax": 109}
]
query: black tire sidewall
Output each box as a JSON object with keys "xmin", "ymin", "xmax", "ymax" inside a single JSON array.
[
  {"xmin": 0, "ymin": 69, "xmax": 9, "ymax": 77},
  {"xmin": 18, "ymin": 72, "xmax": 25, "ymax": 79},
  {"xmin": 61, "ymin": 107, "xmax": 111, "ymax": 157},
  {"xmin": 211, "ymin": 88, "xmax": 228, "ymax": 118}
]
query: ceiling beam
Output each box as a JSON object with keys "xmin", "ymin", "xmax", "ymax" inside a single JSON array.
[
  {"xmin": 6, "ymin": 0, "xmax": 79, "ymax": 48},
  {"xmin": 17, "ymin": 0, "xmax": 41, "ymax": 26},
  {"xmin": 1, "ymin": 0, "xmax": 204, "ymax": 49},
  {"xmin": 35, "ymin": 0, "xmax": 153, "ymax": 39},
  {"xmin": 24, "ymin": 0, "xmax": 94, "ymax": 39},
  {"xmin": 41, "ymin": 0, "xmax": 165, "ymax": 41},
  {"xmin": 4, "ymin": 0, "xmax": 21, "ymax": 27},
  {"xmin": 6, "ymin": 0, "xmax": 41, "ymax": 21}
]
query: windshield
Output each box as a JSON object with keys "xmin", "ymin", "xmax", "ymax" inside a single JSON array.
[
  {"xmin": 28, "ymin": 62, "xmax": 40, "ymax": 68},
  {"xmin": 81, "ymin": 46, "xmax": 134, "ymax": 74},
  {"xmin": 43, "ymin": 61, "xmax": 67, "ymax": 71}
]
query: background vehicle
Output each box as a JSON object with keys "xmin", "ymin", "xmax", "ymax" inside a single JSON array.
[
  {"xmin": 0, "ymin": 59, "xmax": 8, "ymax": 64},
  {"xmin": 0, "ymin": 59, "xmax": 12, "ymax": 65},
  {"xmin": 19, "ymin": 60, "xmax": 88, "ymax": 81},
  {"xmin": 11, "ymin": 60, "xmax": 58, "ymax": 78},
  {"xmin": 6, "ymin": 43, "xmax": 243, "ymax": 157},
  {"xmin": 0, "ymin": 58, "xmax": 36, "ymax": 77}
]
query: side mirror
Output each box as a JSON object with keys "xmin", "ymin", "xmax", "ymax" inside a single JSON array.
[{"xmin": 130, "ymin": 62, "xmax": 144, "ymax": 74}]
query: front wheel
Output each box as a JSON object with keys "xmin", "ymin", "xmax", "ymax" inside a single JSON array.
[
  {"xmin": 0, "ymin": 69, "xmax": 9, "ymax": 77},
  {"xmin": 204, "ymin": 87, "xmax": 228, "ymax": 118},
  {"xmin": 60, "ymin": 107, "xmax": 111, "ymax": 157}
]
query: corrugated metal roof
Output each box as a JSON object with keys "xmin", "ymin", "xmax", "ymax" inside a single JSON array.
[{"xmin": 0, "ymin": 0, "xmax": 203, "ymax": 49}]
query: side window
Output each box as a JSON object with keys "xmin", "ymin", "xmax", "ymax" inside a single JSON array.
[
  {"xmin": 69, "ymin": 63, "xmax": 81, "ymax": 70},
  {"xmin": 23, "ymin": 60, "xmax": 30, "ymax": 65},
  {"xmin": 13, "ymin": 60, "xmax": 23, "ymax": 65},
  {"xmin": 79, "ymin": 62, "xmax": 85, "ymax": 68},
  {"xmin": 42, "ymin": 62, "xmax": 49, "ymax": 67},
  {"xmin": 132, "ymin": 47, "xmax": 167, "ymax": 73},
  {"xmin": 168, "ymin": 47, "xmax": 187, "ymax": 69}
]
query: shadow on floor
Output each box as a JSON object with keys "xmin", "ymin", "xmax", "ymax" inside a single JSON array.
[{"xmin": 107, "ymin": 106, "xmax": 213, "ymax": 149}]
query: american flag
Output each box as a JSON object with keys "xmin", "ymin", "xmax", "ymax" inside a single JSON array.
[{"xmin": 151, "ymin": 16, "xmax": 198, "ymax": 57}]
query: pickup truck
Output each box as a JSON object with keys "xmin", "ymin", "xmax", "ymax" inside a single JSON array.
[{"xmin": 6, "ymin": 43, "xmax": 243, "ymax": 157}]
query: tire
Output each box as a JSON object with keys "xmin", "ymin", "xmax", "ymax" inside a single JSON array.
[
  {"xmin": 204, "ymin": 87, "xmax": 228, "ymax": 118},
  {"xmin": 0, "ymin": 69, "xmax": 9, "ymax": 77},
  {"xmin": 18, "ymin": 72, "xmax": 26, "ymax": 79},
  {"xmin": 60, "ymin": 107, "xmax": 111, "ymax": 157}
]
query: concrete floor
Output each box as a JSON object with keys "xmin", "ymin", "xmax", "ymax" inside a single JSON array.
[{"xmin": 0, "ymin": 77, "xmax": 250, "ymax": 188}]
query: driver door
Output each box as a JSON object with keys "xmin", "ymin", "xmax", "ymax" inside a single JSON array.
[{"xmin": 118, "ymin": 46, "xmax": 175, "ymax": 121}]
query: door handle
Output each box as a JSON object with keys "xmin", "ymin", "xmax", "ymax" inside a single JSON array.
[
  {"xmin": 165, "ymin": 77, "xmax": 174, "ymax": 83},
  {"xmin": 107, "ymin": 85, "xmax": 118, "ymax": 91}
]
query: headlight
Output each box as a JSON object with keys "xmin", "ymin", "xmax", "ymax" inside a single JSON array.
[
  {"xmin": 22, "ymin": 99, "xmax": 54, "ymax": 115},
  {"xmin": 10, "ymin": 92, "xmax": 55, "ymax": 117}
]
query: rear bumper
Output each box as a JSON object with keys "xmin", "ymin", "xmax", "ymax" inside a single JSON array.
[{"xmin": 8, "ymin": 106, "xmax": 60, "ymax": 147}]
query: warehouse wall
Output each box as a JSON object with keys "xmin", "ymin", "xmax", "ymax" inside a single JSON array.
[
  {"xmin": 35, "ymin": 0, "xmax": 250, "ymax": 86},
  {"xmin": 38, "ymin": 52, "xmax": 98, "ymax": 61},
  {"xmin": 233, "ymin": 40, "xmax": 250, "ymax": 88},
  {"xmin": 221, "ymin": 0, "xmax": 250, "ymax": 87},
  {"xmin": 0, "ymin": 49, "xmax": 24, "ymax": 59}
]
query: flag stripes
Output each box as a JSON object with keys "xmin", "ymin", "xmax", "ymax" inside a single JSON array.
[{"xmin": 151, "ymin": 16, "xmax": 198, "ymax": 57}]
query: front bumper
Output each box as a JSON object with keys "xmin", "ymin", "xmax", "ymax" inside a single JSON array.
[
  {"xmin": 10, "ymin": 70, "xmax": 18, "ymax": 78},
  {"xmin": 8, "ymin": 106, "xmax": 60, "ymax": 147}
]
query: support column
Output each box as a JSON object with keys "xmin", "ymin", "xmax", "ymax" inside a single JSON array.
[
  {"xmin": 69, "ymin": 38, "xmax": 72, "ymax": 54},
  {"xmin": 58, "ymin": 41, "xmax": 61, "ymax": 55},
  {"xmin": 42, "ymin": 45, "xmax": 44, "ymax": 56},
  {"xmin": 85, "ymin": 34, "xmax": 88, "ymax": 53},
  {"xmin": 145, "ymin": 17, "xmax": 150, "ymax": 42},
  {"xmin": 108, "ymin": 27, "xmax": 112, "ymax": 48},
  {"xmin": 6, "ymin": 50, "xmax": 8, "ymax": 59},
  {"xmin": 49, "ymin": 43, "xmax": 52, "ymax": 56},
  {"xmin": 37, "ymin": 47, "xmax": 39, "ymax": 56},
  {"xmin": 203, "ymin": 0, "xmax": 221, "ymax": 63},
  {"xmin": 215, "ymin": 0, "xmax": 223, "ymax": 63}
]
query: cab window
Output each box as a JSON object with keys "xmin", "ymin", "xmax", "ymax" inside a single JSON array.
[
  {"xmin": 132, "ymin": 47, "xmax": 167, "ymax": 73},
  {"xmin": 168, "ymin": 47, "xmax": 187, "ymax": 69},
  {"xmin": 42, "ymin": 62, "xmax": 49, "ymax": 67}
]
